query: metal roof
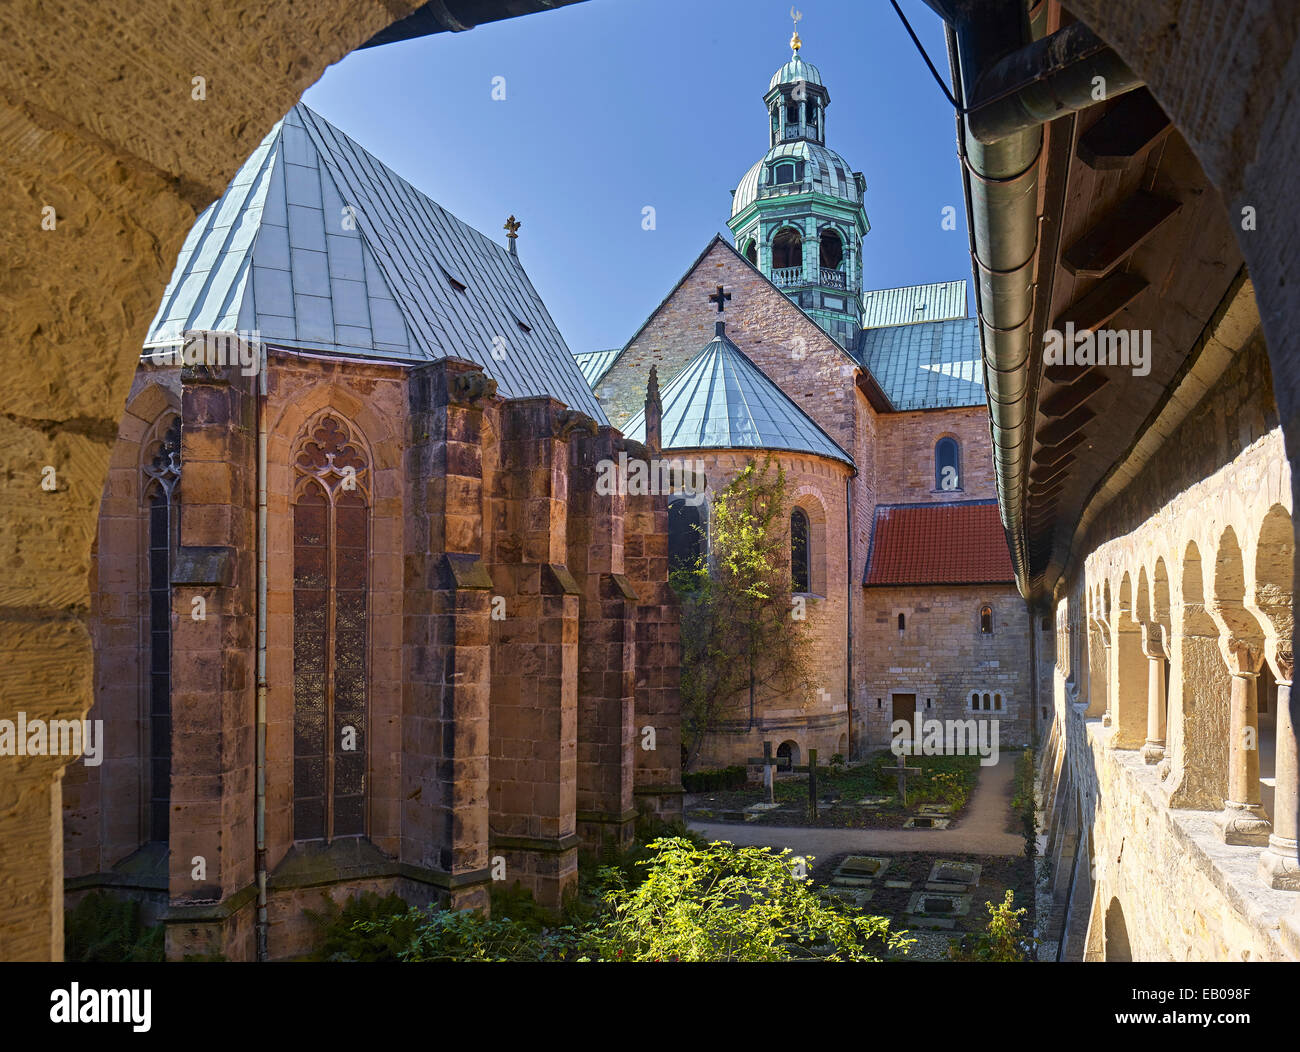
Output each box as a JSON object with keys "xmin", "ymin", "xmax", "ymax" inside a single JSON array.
[
  {"xmin": 145, "ymin": 103, "xmax": 605, "ymax": 422},
  {"xmin": 861, "ymin": 279, "xmax": 969, "ymax": 329},
  {"xmin": 731, "ymin": 139, "xmax": 862, "ymax": 217},
  {"xmin": 571, "ymin": 348, "xmax": 620, "ymax": 387},
  {"xmin": 855, "ymin": 316, "xmax": 985, "ymax": 411},
  {"xmin": 621, "ymin": 325, "xmax": 853, "ymax": 466},
  {"xmin": 769, "ymin": 55, "xmax": 824, "ymax": 90}
]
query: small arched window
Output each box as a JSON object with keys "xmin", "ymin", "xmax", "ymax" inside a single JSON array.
[
  {"xmin": 669, "ymin": 498, "xmax": 705, "ymax": 574},
  {"xmin": 772, "ymin": 227, "xmax": 803, "ymax": 270},
  {"xmin": 819, "ymin": 229, "xmax": 844, "ymax": 270},
  {"xmin": 980, "ymin": 605, "xmax": 994, "ymax": 634},
  {"xmin": 744, "ymin": 239, "xmax": 758, "ymax": 265},
  {"xmin": 936, "ymin": 437, "xmax": 961, "ymax": 491},
  {"xmin": 897, "ymin": 612, "xmax": 906, "ymax": 631},
  {"xmin": 790, "ymin": 508, "xmax": 811, "ymax": 593}
]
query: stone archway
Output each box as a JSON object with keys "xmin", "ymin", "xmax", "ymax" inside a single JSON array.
[{"xmin": 3, "ymin": 0, "xmax": 1300, "ymax": 961}]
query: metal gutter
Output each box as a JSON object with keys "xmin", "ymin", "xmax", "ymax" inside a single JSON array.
[{"xmin": 925, "ymin": 0, "xmax": 1143, "ymax": 599}]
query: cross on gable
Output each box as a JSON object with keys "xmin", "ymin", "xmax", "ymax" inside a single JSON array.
[{"xmin": 709, "ymin": 285, "xmax": 732, "ymax": 313}]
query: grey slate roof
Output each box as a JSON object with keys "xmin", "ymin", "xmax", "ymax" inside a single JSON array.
[
  {"xmin": 861, "ymin": 280, "xmax": 969, "ymax": 329},
  {"xmin": 855, "ymin": 316, "xmax": 985, "ymax": 411},
  {"xmin": 622, "ymin": 325, "xmax": 853, "ymax": 466},
  {"xmin": 145, "ymin": 103, "xmax": 604, "ymax": 423},
  {"xmin": 572, "ymin": 348, "xmax": 620, "ymax": 388}
]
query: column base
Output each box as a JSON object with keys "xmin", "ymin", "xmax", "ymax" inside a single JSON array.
[
  {"xmin": 1215, "ymin": 802, "xmax": 1272, "ymax": 846},
  {"xmin": 1258, "ymin": 836, "xmax": 1300, "ymax": 891},
  {"xmin": 1140, "ymin": 740, "xmax": 1165, "ymax": 764}
]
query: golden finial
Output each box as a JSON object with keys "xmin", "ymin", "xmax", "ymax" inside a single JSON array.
[
  {"xmin": 790, "ymin": 7, "xmax": 803, "ymax": 54},
  {"xmin": 504, "ymin": 215, "xmax": 521, "ymax": 239}
]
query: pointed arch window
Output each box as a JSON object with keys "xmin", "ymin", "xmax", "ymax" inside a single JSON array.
[
  {"xmin": 293, "ymin": 415, "xmax": 370, "ymax": 842},
  {"xmin": 791, "ymin": 508, "xmax": 811, "ymax": 594},
  {"xmin": 143, "ymin": 417, "xmax": 180, "ymax": 843}
]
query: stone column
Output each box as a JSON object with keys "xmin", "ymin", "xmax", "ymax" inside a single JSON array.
[
  {"xmin": 404, "ymin": 359, "xmax": 496, "ymax": 913},
  {"xmin": 1216, "ymin": 638, "xmax": 1272, "ymax": 845},
  {"xmin": 1141, "ymin": 624, "xmax": 1167, "ymax": 764},
  {"xmin": 1259, "ymin": 650, "xmax": 1298, "ymax": 888},
  {"xmin": 1092, "ymin": 614, "xmax": 1113, "ymax": 724}
]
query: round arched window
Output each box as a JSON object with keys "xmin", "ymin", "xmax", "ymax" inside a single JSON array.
[
  {"xmin": 936, "ymin": 437, "xmax": 960, "ymax": 491},
  {"xmin": 790, "ymin": 508, "xmax": 811, "ymax": 593}
]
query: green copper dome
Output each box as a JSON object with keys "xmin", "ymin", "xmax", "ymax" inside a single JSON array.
[
  {"xmin": 769, "ymin": 55, "xmax": 823, "ymax": 91},
  {"xmin": 731, "ymin": 140, "xmax": 862, "ymax": 219}
]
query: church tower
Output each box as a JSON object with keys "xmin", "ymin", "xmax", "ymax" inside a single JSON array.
[{"xmin": 727, "ymin": 23, "xmax": 870, "ymax": 349}]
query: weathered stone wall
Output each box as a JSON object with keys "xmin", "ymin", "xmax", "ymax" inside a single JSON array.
[
  {"xmin": 873, "ymin": 406, "xmax": 996, "ymax": 506},
  {"xmin": 857, "ymin": 583, "xmax": 1032, "ymax": 748}
]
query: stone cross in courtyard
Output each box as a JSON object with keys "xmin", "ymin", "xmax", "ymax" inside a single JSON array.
[
  {"xmin": 881, "ymin": 751, "xmax": 921, "ymax": 805},
  {"xmin": 709, "ymin": 284, "xmax": 731, "ymax": 312}
]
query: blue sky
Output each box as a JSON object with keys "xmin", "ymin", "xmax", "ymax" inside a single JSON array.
[{"xmin": 302, "ymin": 0, "xmax": 970, "ymax": 353}]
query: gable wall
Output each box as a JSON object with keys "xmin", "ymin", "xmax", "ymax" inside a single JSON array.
[{"xmin": 595, "ymin": 241, "xmax": 858, "ymax": 458}]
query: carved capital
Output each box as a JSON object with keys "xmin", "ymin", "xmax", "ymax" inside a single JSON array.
[
  {"xmin": 1275, "ymin": 645, "xmax": 1293, "ymax": 684},
  {"xmin": 1226, "ymin": 636, "xmax": 1264, "ymax": 677},
  {"xmin": 1140, "ymin": 622, "xmax": 1166, "ymax": 660}
]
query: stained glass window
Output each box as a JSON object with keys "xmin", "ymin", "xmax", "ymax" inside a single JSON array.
[{"xmin": 292, "ymin": 415, "xmax": 369, "ymax": 841}]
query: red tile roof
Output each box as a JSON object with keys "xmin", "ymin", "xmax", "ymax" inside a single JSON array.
[{"xmin": 863, "ymin": 501, "xmax": 1015, "ymax": 586}]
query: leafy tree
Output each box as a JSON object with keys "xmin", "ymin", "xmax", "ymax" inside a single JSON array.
[
  {"xmin": 582, "ymin": 836, "xmax": 908, "ymax": 962},
  {"xmin": 671, "ymin": 457, "xmax": 814, "ymax": 769}
]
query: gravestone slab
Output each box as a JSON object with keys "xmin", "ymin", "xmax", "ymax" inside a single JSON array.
[
  {"xmin": 838, "ymin": 855, "xmax": 890, "ymax": 878},
  {"xmin": 904, "ymin": 816, "xmax": 950, "ymax": 829},
  {"xmin": 883, "ymin": 880, "xmax": 914, "ymax": 889},
  {"xmin": 906, "ymin": 890, "xmax": 972, "ymax": 916},
  {"xmin": 926, "ymin": 861, "xmax": 981, "ymax": 887}
]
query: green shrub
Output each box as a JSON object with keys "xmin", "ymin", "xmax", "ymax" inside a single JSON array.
[
  {"xmin": 681, "ymin": 765, "xmax": 748, "ymax": 793},
  {"xmin": 355, "ymin": 904, "xmax": 577, "ymax": 962},
  {"xmin": 949, "ymin": 890, "xmax": 1037, "ymax": 962},
  {"xmin": 305, "ymin": 891, "xmax": 415, "ymax": 961},
  {"xmin": 582, "ymin": 837, "xmax": 909, "ymax": 962},
  {"xmin": 65, "ymin": 892, "xmax": 165, "ymax": 962}
]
